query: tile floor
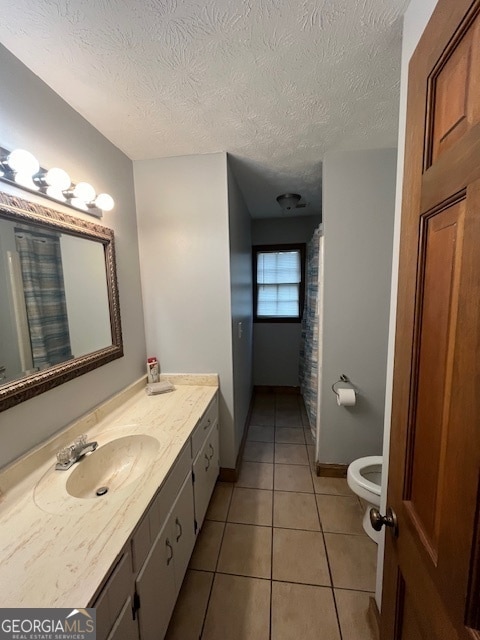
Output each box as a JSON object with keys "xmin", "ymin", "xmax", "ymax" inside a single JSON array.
[{"xmin": 166, "ymin": 391, "xmax": 379, "ymax": 640}]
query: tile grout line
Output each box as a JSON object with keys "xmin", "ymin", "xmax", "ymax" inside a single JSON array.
[
  {"xmin": 205, "ymin": 570, "xmax": 372, "ymax": 595},
  {"xmin": 313, "ymin": 481, "xmax": 344, "ymax": 640},
  {"xmin": 199, "ymin": 478, "xmax": 234, "ymax": 639},
  {"xmin": 305, "ymin": 384, "xmax": 346, "ymax": 640},
  {"xmin": 269, "ymin": 392, "xmax": 277, "ymax": 640},
  {"xmin": 197, "ymin": 392, "xmax": 372, "ymax": 640}
]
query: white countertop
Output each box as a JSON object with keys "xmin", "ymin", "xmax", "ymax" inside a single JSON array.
[{"xmin": 0, "ymin": 374, "xmax": 218, "ymax": 607}]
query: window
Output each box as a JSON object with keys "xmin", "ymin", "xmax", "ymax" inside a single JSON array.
[{"xmin": 253, "ymin": 244, "xmax": 306, "ymax": 322}]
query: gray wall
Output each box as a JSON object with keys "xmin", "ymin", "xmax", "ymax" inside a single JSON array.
[
  {"xmin": 0, "ymin": 44, "xmax": 146, "ymax": 469},
  {"xmin": 134, "ymin": 152, "xmax": 251, "ymax": 469},
  {"xmin": 251, "ymin": 215, "xmax": 321, "ymax": 387},
  {"xmin": 320, "ymin": 148, "xmax": 396, "ymax": 464},
  {"xmin": 227, "ymin": 158, "xmax": 253, "ymax": 456}
]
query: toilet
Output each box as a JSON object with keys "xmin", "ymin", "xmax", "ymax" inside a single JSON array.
[{"xmin": 347, "ymin": 455, "xmax": 382, "ymax": 543}]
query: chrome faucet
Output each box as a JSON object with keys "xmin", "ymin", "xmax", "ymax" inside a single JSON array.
[{"xmin": 55, "ymin": 434, "xmax": 98, "ymax": 470}]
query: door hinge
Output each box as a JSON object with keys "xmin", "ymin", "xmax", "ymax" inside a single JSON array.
[
  {"xmin": 132, "ymin": 591, "xmax": 141, "ymax": 620},
  {"xmin": 194, "ymin": 519, "xmax": 198, "ymax": 534},
  {"xmin": 192, "ymin": 471, "xmax": 195, "ymax": 484}
]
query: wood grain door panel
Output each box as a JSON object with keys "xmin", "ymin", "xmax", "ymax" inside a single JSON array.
[
  {"xmin": 406, "ymin": 199, "xmax": 465, "ymax": 561},
  {"xmin": 382, "ymin": 1, "xmax": 480, "ymax": 639},
  {"xmin": 427, "ymin": 10, "xmax": 480, "ymax": 165}
]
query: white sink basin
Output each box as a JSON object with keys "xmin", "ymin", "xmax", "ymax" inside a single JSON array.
[
  {"xmin": 66, "ymin": 435, "xmax": 159, "ymax": 499},
  {"xmin": 34, "ymin": 432, "xmax": 160, "ymax": 513}
]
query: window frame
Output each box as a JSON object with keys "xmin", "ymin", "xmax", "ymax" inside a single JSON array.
[{"xmin": 252, "ymin": 243, "xmax": 306, "ymax": 323}]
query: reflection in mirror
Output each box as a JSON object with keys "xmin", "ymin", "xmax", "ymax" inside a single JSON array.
[{"xmin": 0, "ymin": 191, "xmax": 123, "ymax": 411}]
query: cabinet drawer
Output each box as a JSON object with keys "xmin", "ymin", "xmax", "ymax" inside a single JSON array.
[
  {"xmin": 149, "ymin": 443, "xmax": 191, "ymax": 541},
  {"xmin": 191, "ymin": 394, "xmax": 218, "ymax": 459},
  {"xmin": 131, "ymin": 513, "xmax": 151, "ymax": 574},
  {"xmin": 95, "ymin": 551, "xmax": 133, "ymax": 640}
]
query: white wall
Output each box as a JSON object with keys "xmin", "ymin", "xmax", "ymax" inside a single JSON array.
[
  {"xmin": 320, "ymin": 148, "xmax": 396, "ymax": 464},
  {"xmin": 0, "ymin": 45, "xmax": 146, "ymax": 469},
  {"xmin": 376, "ymin": 0, "xmax": 440, "ymax": 610},
  {"xmin": 61, "ymin": 234, "xmax": 111, "ymax": 357},
  {"xmin": 227, "ymin": 158, "xmax": 254, "ymax": 455},
  {"xmin": 252, "ymin": 215, "xmax": 321, "ymax": 387},
  {"xmin": 133, "ymin": 152, "xmax": 239, "ymax": 468},
  {"xmin": 0, "ymin": 220, "xmax": 23, "ymax": 382}
]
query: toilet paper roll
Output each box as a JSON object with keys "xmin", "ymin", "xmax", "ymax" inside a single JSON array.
[{"xmin": 336, "ymin": 387, "xmax": 356, "ymax": 407}]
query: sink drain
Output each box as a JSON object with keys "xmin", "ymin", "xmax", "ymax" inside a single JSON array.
[{"xmin": 96, "ymin": 486, "xmax": 109, "ymax": 496}]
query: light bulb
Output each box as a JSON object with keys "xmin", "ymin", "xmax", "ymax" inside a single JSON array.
[
  {"xmin": 46, "ymin": 185, "xmax": 66, "ymax": 201},
  {"xmin": 71, "ymin": 197, "xmax": 88, "ymax": 211},
  {"xmin": 14, "ymin": 173, "xmax": 39, "ymax": 190},
  {"xmin": 73, "ymin": 182, "xmax": 95, "ymax": 202},
  {"xmin": 45, "ymin": 167, "xmax": 71, "ymax": 191},
  {"xmin": 95, "ymin": 193, "xmax": 114, "ymax": 211},
  {"xmin": 8, "ymin": 149, "xmax": 40, "ymax": 176}
]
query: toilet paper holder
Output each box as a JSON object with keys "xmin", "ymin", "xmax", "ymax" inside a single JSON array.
[{"xmin": 331, "ymin": 374, "xmax": 358, "ymax": 397}]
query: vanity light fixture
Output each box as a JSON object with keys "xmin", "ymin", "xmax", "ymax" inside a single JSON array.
[
  {"xmin": 95, "ymin": 192, "xmax": 115, "ymax": 212},
  {"xmin": 0, "ymin": 145, "xmax": 115, "ymax": 217},
  {"xmin": 72, "ymin": 181, "xmax": 96, "ymax": 202},
  {"xmin": 6, "ymin": 148, "xmax": 40, "ymax": 176},
  {"xmin": 44, "ymin": 167, "xmax": 72, "ymax": 191}
]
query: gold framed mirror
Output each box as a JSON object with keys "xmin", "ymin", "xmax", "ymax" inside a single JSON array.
[{"xmin": 0, "ymin": 190, "xmax": 123, "ymax": 412}]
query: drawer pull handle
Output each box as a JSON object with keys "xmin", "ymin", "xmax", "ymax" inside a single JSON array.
[
  {"xmin": 205, "ymin": 453, "xmax": 210, "ymax": 471},
  {"xmin": 209, "ymin": 443, "xmax": 214, "ymax": 459},
  {"xmin": 166, "ymin": 538, "xmax": 173, "ymax": 565},
  {"xmin": 175, "ymin": 517, "xmax": 183, "ymax": 542},
  {"xmin": 204, "ymin": 417, "xmax": 212, "ymax": 430}
]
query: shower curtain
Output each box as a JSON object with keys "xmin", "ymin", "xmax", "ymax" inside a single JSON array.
[
  {"xmin": 299, "ymin": 227, "xmax": 323, "ymax": 433},
  {"xmin": 15, "ymin": 228, "xmax": 72, "ymax": 370}
]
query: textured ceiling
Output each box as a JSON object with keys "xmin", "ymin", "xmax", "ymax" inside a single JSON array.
[{"xmin": 0, "ymin": 0, "xmax": 409, "ymax": 218}]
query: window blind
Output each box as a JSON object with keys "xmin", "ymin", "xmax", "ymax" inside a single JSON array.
[{"xmin": 256, "ymin": 250, "xmax": 301, "ymax": 317}]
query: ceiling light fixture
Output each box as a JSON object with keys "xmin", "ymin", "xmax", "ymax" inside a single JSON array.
[
  {"xmin": 0, "ymin": 146, "xmax": 115, "ymax": 217},
  {"xmin": 276, "ymin": 193, "xmax": 303, "ymax": 212}
]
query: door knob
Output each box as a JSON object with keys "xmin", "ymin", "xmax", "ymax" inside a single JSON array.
[{"xmin": 369, "ymin": 507, "xmax": 398, "ymax": 536}]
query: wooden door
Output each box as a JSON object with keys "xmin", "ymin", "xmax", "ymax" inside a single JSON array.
[{"xmin": 381, "ymin": 1, "xmax": 480, "ymax": 639}]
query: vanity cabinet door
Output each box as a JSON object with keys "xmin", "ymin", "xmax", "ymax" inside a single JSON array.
[
  {"xmin": 170, "ymin": 472, "xmax": 196, "ymax": 596},
  {"xmin": 106, "ymin": 597, "xmax": 139, "ymax": 640},
  {"xmin": 192, "ymin": 421, "xmax": 219, "ymax": 531},
  {"xmin": 135, "ymin": 518, "xmax": 176, "ymax": 640},
  {"xmin": 94, "ymin": 550, "xmax": 134, "ymax": 640}
]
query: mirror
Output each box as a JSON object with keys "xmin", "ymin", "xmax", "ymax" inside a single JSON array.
[{"xmin": 0, "ymin": 190, "xmax": 123, "ymax": 411}]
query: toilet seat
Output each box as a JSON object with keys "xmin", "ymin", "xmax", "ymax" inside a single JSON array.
[{"xmin": 347, "ymin": 455, "xmax": 382, "ymax": 496}]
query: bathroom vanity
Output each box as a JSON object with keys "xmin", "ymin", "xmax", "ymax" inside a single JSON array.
[{"xmin": 0, "ymin": 374, "xmax": 219, "ymax": 640}]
